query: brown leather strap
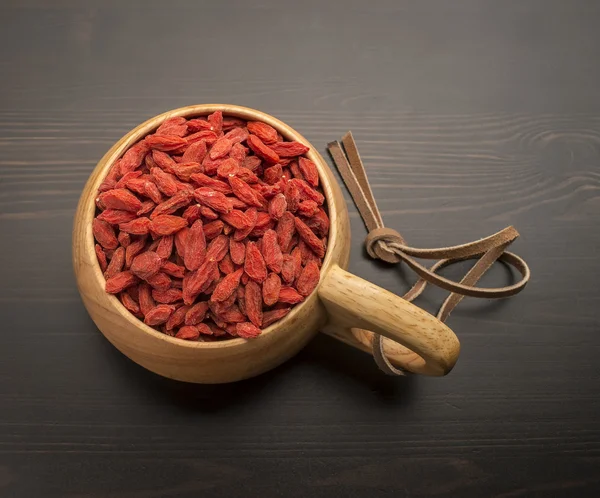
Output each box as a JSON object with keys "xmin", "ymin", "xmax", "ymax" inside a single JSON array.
[{"xmin": 327, "ymin": 132, "xmax": 531, "ymax": 376}]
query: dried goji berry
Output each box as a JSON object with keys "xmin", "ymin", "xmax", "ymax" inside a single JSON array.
[
  {"xmin": 166, "ymin": 304, "xmax": 190, "ymax": 331},
  {"xmin": 208, "ymin": 110, "xmax": 223, "ymax": 134},
  {"xmin": 298, "ymin": 157, "xmax": 319, "ymax": 187},
  {"xmin": 297, "ymin": 200, "xmax": 319, "ymax": 217},
  {"xmin": 233, "ymin": 207, "xmax": 257, "ymax": 241},
  {"xmin": 193, "ymin": 187, "xmax": 233, "ymax": 213},
  {"xmin": 262, "ymin": 229, "xmax": 283, "ymax": 273},
  {"xmin": 138, "ymin": 283, "xmax": 155, "ymax": 316},
  {"xmin": 184, "ymin": 220, "xmax": 206, "ymax": 271},
  {"xmin": 156, "ymin": 116, "xmax": 188, "ymax": 137},
  {"xmin": 185, "ymin": 301, "xmax": 209, "ymax": 325},
  {"xmin": 156, "ymin": 235, "xmax": 174, "ymax": 259},
  {"xmin": 219, "ymin": 253, "xmax": 235, "ymax": 275},
  {"xmin": 244, "ymin": 242, "xmax": 267, "ymax": 282},
  {"xmin": 294, "ymin": 216, "xmax": 325, "ymax": 258},
  {"xmin": 152, "ymin": 288, "xmax": 183, "ymax": 304},
  {"xmin": 104, "ymin": 246, "xmax": 126, "ymax": 279},
  {"xmin": 119, "ymin": 217, "xmax": 151, "ymax": 235},
  {"xmin": 229, "ymin": 238, "xmax": 246, "ymax": 265},
  {"xmin": 120, "ymin": 291, "xmax": 141, "ymax": 315},
  {"xmin": 276, "ymin": 212, "xmax": 296, "ymax": 253},
  {"xmin": 119, "ymin": 141, "xmax": 149, "ymax": 174},
  {"xmin": 182, "ymin": 140, "xmax": 208, "ymax": 164},
  {"xmin": 206, "ymin": 234, "xmax": 229, "ymax": 262},
  {"xmin": 176, "ymin": 325, "xmax": 200, "ymax": 340},
  {"xmin": 97, "ymin": 209, "xmax": 137, "ymax": 225},
  {"xmin": 296, "ymin": 261, "xmax": 320, "ymax": 296},
  {"xmin": 225, "ymin": 127, "xmax": 249, "ymax": 145},
  {"xmin": 144, "ymin": 304, "xmax": 176, "ymax": 325},
  {"xmin": 99, "ymin": 188, "xmax": 143, "ymax": 213},
  {"xmin": 130, "ymin": 251, "xmax": 163, "ymax": 280},
  {"xmin": 247, "ymin": 135, "xmax": 279, "ymax": 164},
  {"xmin": 160, "ymin": 261, "xmax": 184, "ymax": 279},
  {"xmin": 203, "ymin": 220, "xmax": 224, "ymax": 240},
  {"xmin": 244, "ymin": 280, "xmax": 263, "ymax": 328},
  {"xmin": 146, "ymin": 272, "xmax": 172, "ymax": 291},
  {"xmin": 270, "ymin": 141, "xmax": 310, "ymax": 157},
  {"xmin": 262, "ymin": 307, "xmax": 291, "ymax": 327},
  {"xmin": 210, "ymin": 137, "xmax": 233, "ymax": 159},
  {"xmin": 262, "ymin": 273, "xmax": 281, "ymax": 306},
  {"xmin": 278, "ymin": 287, "xmax": 304, "ymax": 304},
  {"xmin": 150, "ymin": 215, "xmax": 188, "ymax": 236},
  {"xmin": 243, "ymin": 156, "xmax": 261, "ymax": 172},
  {"xmin": 146, "ymin": 135, "xmax": 187, "ymax": 152},
  {"xmin": 236, "ymin": 322, "xmax": 261, "ymax": 339},
  {"xmin": 93, "ymin": 219, "xmax": 118, "ymax": 249},
  {"xmin": 105, "ymin": 271, "xmax": 138, "ymax": 294},
  {"xmin": 186, "ymin": 118, "xmax": 211, "ymax": 132},
  {"xmin": 95, "ymin": 244, "xmax": 108, "ymax": 272},
  {"xmin": 229, "ymin": 176, "xmax": 262, "ymax": 207},
  {"xmin": 211, "ymin": 268, "xmax": 244, "ymax": 302},
  {"xmin": 151, "ymin": 167, "xmax": 179, "ymax": 197}
]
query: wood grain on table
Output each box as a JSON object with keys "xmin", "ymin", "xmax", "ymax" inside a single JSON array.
[{"xmin": 1, "ymin": 1, "xmax": 599, "ymax": 497}]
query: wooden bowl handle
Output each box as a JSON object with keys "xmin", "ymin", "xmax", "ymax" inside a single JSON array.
[{"xmin": 318, "ymin": 265, "xmax": 461, "ymax": 376}]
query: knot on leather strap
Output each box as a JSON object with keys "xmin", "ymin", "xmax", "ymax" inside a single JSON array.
[
  {"xmin": 327, "ymin": 132, "xmax": 531, "ymax": 376},
  {"xmin": 365, "ymin": 228, "xmax": 405, "ymax": 264}
]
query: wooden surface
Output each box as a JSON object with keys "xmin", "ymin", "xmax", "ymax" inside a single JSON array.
[{"xmin": 1, "ymin": 0, "xmax": 599, "ymax": 496}]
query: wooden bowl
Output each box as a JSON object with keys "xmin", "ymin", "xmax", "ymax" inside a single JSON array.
[{"xmin": 73, "ymin": 104, "xmax": 460, "ymax": 383}]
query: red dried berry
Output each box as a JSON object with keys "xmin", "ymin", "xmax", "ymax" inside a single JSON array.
[
  {"xmin": 263, "ymin": 273, "xmax": 281, "ymax": 306},
  {"xmin": 152, "ymin": 288, "xmax": 183, "ymax": 304},
  {"xmin": 146, "ymin": 135, "xmax": 187, "ymax": 152},
  {"xmin": 161, "ymin": 261, "xmax": 186, "ymax": 279},
  {"xmin": 294, "ymin": 217, "xmax": 325, "ymax": 258},
  {"xmin": 156, "ymin": 235, "xmax": 174, "ymax": 259},
  {"xmin": 105, "ymin": 271, "xmax": 138, "ymax": 294},
  {"xmin": 144, "ymin": 304, "xmax": 176, "ymax": 326},
  {"xmin": 93, "ymin": 219, "xmax": 118, "ymax": 249},
  {"xmin": 176, "ymin": 325, "xmax": 200, "ymax": 340},
  {"xmin": 138, "ymin": 283, "xmax": 155, "ymax": 316},
  {"xmin": 278, "ymin": 287, "xmax": 305, "ymax": 304},
  {"xmin": 184, "ymin": 220, "xmax": 206, "ymax": 271},
  {"xmin": 150, "ymin": 215, "xmax": 188, "ymax": 236},
  {"xmin": 206, "ymin": 234, "xmax": 229, "ymax": 262},
  {"xmin": 95, "ymin": 244, "xmax": 108, "ymax": 272},
  {"xmin": 245, "ymin": 280, "xmax": 263, "ymax": 328},
  {"xmin": 236, "ymin": 322, "xmax": 262, "ymax": 339},
  {"xmin": 296, "ymin": 261, "xmax": 320, "ymax": 296},
  {"xmin": 193, "ymin": 187, "xmax": 233, "ymax": 213},
  {"xmin": 97, "ymin": 209, "xmax": 137, "ymax": 225},
  {"xmin": 185, "ymin": 301, "xmax": 209, "ymax": 325},
  {"xmin": 270, "ymin": 141, "xmax": 310, "ymax": 157},
  {"xmin": 247, "ymin": 135, "xmax": 280, "ymax": 164},
  {"xmin": 229, "ymin": 176, "xmax": 262, "ymax": 207},
  {"xmin": 262, "ymin": 229, "xmax": 283, "ymax": 273},
  {"xmin": 229, "ymin": 238, "xmax": 246, "ymax": 265},
  {"xmin": 130, "ymin": 251, "xmax": 163, "ymax": 280},
  {"xmin": 210, "ymin": 137, "xmax": 233, "ymax": 159},
  {"xmin": 145, "ymin": 273, "xmax": 171, "ymax": 292},
  {"xmin": 297, "ymin": 157, "xmax": 319, "ymax": 187},
  {"xmin": 244, "ymin": 242, "xmax": 267, "ymax": 282},
  {"xmin": 182, "ymin": 140, "xmax": 208, "ymax": 164},
  {"xmin": 166, "ymin": 304, "xmax": 190, "ymax": 331},
  {"xmin": 262, "ymin": 307, "xmax": 291, "ymax": 327},
  {"xmin": 119, "ymin": 217, "xmax": 152, "ymax": 235},
  {"xmin": 211, "ymin": 268, "xmax": 244, "ymax": 302}
]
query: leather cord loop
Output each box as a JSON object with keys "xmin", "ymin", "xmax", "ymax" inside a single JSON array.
[{"xmin": 327, "ymin": 132, "xmax": 531, "ymax": 376}]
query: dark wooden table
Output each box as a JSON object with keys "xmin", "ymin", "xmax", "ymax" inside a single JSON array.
[{"xmin": 1, "ymin": 1, "xmax": 599, "ymax": 496}]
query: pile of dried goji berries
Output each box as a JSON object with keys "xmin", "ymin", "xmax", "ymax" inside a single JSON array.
[{"xmin": 93, "ymin": 111, "xmax": 329, "ymax": 341}]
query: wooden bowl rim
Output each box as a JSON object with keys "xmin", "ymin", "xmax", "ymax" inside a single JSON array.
[{"xmin": 81, "ymin": 103, "xmax": 340, "ymax": 350}]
